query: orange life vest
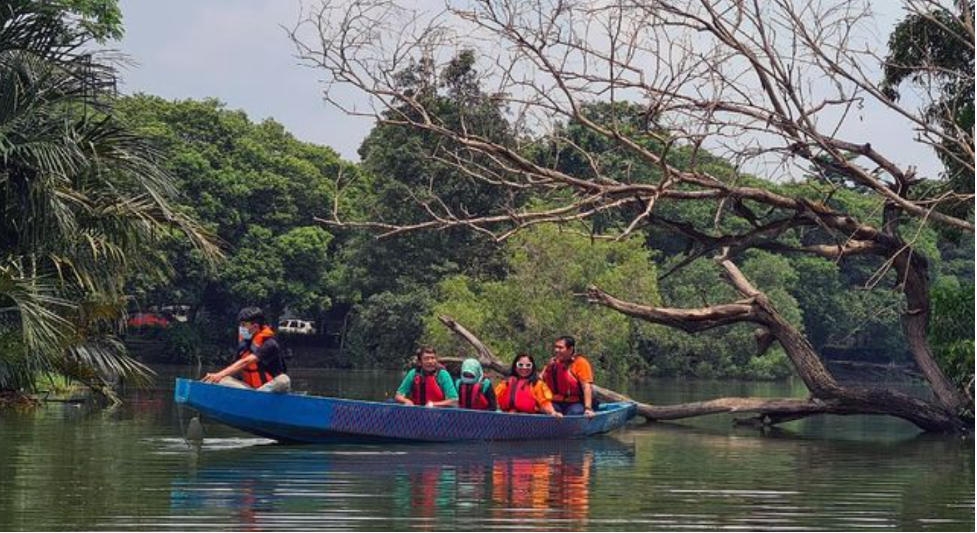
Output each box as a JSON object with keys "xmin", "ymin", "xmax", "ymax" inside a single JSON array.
[
  {"xmin": 543, "ymin": 357, "xmax": 584, "ymax": 403},
  {"xmin": 498, "ymin": 377, "xmax": 538, "ymax": 414},
  {"xmin": 238, "ymin": 326, "xmax": 275, "ymax": 388}
]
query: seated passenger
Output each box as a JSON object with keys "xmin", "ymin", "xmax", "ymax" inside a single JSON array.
[
  {"xmin": 495, "ymin": 353, "xmax": 562, "ymax": 417},
  {"xmin": 455, "ymin": 358, "xmax": 497, "ymax": 411},
  {"xmin": 394, "ymin": 346, "xmax": 458, "ymax": 408},
  {"xmin": 202, "ymin": 306, "xmax": 290, "ymax": 393},
  {"xmin": 541, "ymin": 336, "xmax": 596, "ymax": 417}
]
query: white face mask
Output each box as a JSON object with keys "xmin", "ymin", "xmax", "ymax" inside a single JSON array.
[{"xmin": 239, "ymin": 325, "xmax": 253, "ymax": 340}]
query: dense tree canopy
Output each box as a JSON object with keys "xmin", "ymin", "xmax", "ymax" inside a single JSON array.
[{"xmin": 0, "ymin": 0, "xmax": 214, "ymax": 392}]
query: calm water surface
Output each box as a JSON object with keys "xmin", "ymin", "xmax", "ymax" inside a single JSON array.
[{"xmin": 0, "ymin": 367, "xmax": 972, "ymax": 531}]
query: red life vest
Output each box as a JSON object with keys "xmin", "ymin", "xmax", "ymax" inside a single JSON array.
[
  {"xmin": 410, "ymin": 367, "xmax": 446, "ymax": 405},
  {"xmin": 239, "ymin": 326, "xmax": 275, "ymax": 388},
  {"xmin": 498, "ymin": 377, "xmax": 538, "ymax": 414},
  {"xmin": 458, "ymin": 380, "xmax": 491, "ymax": 410},
  {"xmin": 543, "ymin": 357, "xmax": 583, "ymax": 403}
]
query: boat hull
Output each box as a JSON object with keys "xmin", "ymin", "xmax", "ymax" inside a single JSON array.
[{"xmin": 174, "ymin": 378, "xmax": 636, "ymax": 443}]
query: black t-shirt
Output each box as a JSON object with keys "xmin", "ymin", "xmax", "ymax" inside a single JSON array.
[
  {"xmin": 254, "ymin": 338, "xmax": 285, "ymax": 377},
  {"xmin": 483, "ymin": 384, "xmax": 498, "ymax": 411}
]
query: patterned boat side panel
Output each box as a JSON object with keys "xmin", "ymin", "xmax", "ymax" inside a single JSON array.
[{"xmin": 176, "ymin": 379, "xmax": 634, "ymax": 442}]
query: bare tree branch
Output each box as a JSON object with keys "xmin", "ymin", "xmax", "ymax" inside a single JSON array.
[
  {"xmin": 294, "ymin": 0, "xmax": 973, "ymax": 429},
  {"xmin": 585, "ymin": 285, "xmax": 757, "ymax": 333}
]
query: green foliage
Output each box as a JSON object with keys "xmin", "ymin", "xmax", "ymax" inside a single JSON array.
[
  {"xmin": 743, "ymin": 348, "xmax": 794, "ymax": 381},
  {"xmin": 0, "ymin": 1, "xmax": 214, "ymax": 391},
  {"xmin": 424, "ymin": 225, "xmax": 659, "ymax": 377},
  {"xmin": 882, "ymin": 2, "xmax": 975, "ymax": 224},
  {"xmin": 741, "ymin": 251, "xmax": 803, "ymax": 329},
  {"xmin": 345, "ymin": 290, "xmax": 433, "ymax": 368},
  {"xmin": 117, "ymin": 95, "xmax": 356, "ymax": 322},
  {"xmin": 330, "ymin": 51, "xmax": 519, "ymax": 365},
  {"xmin": 58, "ymin": 0, "xmax": 124, "ymax": 40},
  {"xmin": 646, "ymin": 259, "xmax": 758, "ymax": 378},
  {"xmin": 787, "ymin": 253, "xmax": 910, "ymax": 361},
  {"xmin": 0, "ymin": 0, "xmax": 123, "ymax": 45},
  {"xmin": 929, "ymin": 277, "xmax": 975, "ymax": 392},
  {"xmin": 347, "ymin": 51, "xmax": 514, "ymax": 298},
  {"xmin": 221, "ymin": 225, "xmax": 334, "ymax": 316}
]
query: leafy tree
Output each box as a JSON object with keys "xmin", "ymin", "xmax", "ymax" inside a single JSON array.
[
  {"xmin": 337, "ymin": 51, "xmax": 519, "ymax": 363},
  {"xmin": 0, "ymin": 0, "xmax": 214, "ymax": 392},
  {"xmin": 117, "ymin": 96, "xmax": 358, "ymax": 330},
  {"xmin": 929, "ymin": 276, "xmax": 975, "ymax": 403},
  {"xmin": 423, "ymin": 225, "xmax": 659, "ymax": 377},
  {"xmin": 882, "ymin": 1, "xmax": 975, "ymax": 223}
]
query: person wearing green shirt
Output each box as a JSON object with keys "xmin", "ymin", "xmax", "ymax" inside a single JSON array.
[{"xmin": 394, "ymin": 346, "xmax": 458, "ymax": 407}]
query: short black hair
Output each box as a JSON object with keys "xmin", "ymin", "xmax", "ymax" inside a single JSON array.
[
  {"xmin": 557, "ymin": 335, "xmax": 576, "ymax": 351},
  {"xmin": 510, "ymin": 353, "xmax": 539, "ymax": 383},
  {"xmin": 237, "ymin": 306, "xmax": 266, "ymax": 325},
  {"xmin": 415, "ymin": 346, "xmax": 437, "ymax": 359}
]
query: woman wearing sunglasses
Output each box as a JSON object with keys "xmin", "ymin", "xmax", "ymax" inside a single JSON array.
[{"xmin": 494, "ymin": 353, "xmax": 562, "ymax": 417}]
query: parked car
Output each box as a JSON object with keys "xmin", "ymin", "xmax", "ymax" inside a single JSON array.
[
  {"xmin": 278, "ymin": 319, "xmax": 315, "ymax": 335},
  {"xmin": 161, "ymin": 304, "xmax": 190, "ymax": 323},
  {"xmin": 128, "ymin": 312, "xmax": 170, "ymax": 328}
]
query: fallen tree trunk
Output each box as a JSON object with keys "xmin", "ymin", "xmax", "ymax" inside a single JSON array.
[
  {"xmin": 436, "ymin": 315, "xmax": 970, "ymax": 433},
  {"xmin": 0, "ymin": 390, "xmax": 41, "ymax": 408}
]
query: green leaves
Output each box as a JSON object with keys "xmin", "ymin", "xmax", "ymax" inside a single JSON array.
[
  {"xmin": 424, "ymin": 225, "xmax": 659, "ymax": 376},
  {"xmin": 55, "ymin": 0, "xmax": 124, "ymax": 41},
  {"xmin": 118, "ymin": 95, "xmax": 354, "ymax": 321},
  {"xmin": 930, "ymin": 277, "xmax": 975, "ymax": 393},
  {"xmin": 0, "ymin": 1, "xmax": 212, "ymax": 391},
  {"xmin": 882, "ymin": 2, "xmax": 974, "ymax": 224}
]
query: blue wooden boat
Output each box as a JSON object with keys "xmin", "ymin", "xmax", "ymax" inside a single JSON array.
[{"xmin": 174, "ymin": 378, "xmax": 637, "ymax": 443}]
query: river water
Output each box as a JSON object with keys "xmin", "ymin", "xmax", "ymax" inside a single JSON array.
[{"xmin": 0, "ymin": 367, "xmax": 972, "ymax": 531}]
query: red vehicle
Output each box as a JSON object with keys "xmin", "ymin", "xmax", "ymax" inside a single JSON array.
[{"xmin": 127, "ymin": 312, "xmax": 170, "ymax": 328}]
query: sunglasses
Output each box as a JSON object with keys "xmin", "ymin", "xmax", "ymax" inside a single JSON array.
[{"xmin": 515, "ymin": 363, "xmax": 534, "ymax": 369}]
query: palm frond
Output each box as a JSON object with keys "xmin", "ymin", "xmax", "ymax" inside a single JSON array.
[{"xmin": 0, "ymin": 0, "xmax": 219, "ymax": 393}]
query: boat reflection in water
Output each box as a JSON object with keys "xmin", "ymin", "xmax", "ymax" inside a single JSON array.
[{"xmin": 169, "ymin": 437, "xmax": 635, "ymax": 530}]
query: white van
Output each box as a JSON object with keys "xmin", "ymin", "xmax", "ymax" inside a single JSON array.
[{"xmin": 278, "ymin": 319, "xmax": 315, "ymax": 335}]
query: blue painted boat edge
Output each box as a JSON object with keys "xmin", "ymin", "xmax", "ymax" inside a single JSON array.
[
  {"xmin": 173, "ymin": 378, "xmax": 636, "ymax": 443},
  {"xmin": 174, "ymin": 378, "xmax": 634, "ymax": 416}
]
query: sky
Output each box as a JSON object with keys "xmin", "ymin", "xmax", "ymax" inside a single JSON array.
[
  {"xmin": 114, "ymin": 0, "xmax": 942, "ymax": 176},
  {"xmin": 116, "ymin": 0, "xmax": 374, "ymax": 160}
]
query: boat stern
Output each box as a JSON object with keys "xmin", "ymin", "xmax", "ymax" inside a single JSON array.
[{"xmin": 174, "ymin": 378, "xmax": 193, "ymax": 405}]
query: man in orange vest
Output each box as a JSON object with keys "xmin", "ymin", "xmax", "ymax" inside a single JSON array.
[
  {"xmin": 541, "ymin": 336, "xmax": 595, "ymax": 417},
  {"xmin": 202, "ymin": 307, "xmax": 291, "ymax": 393}
]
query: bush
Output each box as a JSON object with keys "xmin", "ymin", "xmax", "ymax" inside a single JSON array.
[
  {"xmin": 742, "ymin": 348, "xmax": 794, "ymax": 380},
  {"xmin": 930, "ymin": 277, "xmax": 975, "ymax": 391},
  {"xmin": 345, "ymin": 290, "xmax": 433, "ymax": 368}
]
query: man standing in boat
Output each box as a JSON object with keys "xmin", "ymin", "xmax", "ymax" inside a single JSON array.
[
  {"xmin": 541, "ymin": 336, "xmax": 596, "ymax": 417},
  {"xmin": 394, "ymin": 346, "xmax": 458, "ymax": 407},
  {"xmin": 201, "ymin": 306, "xmax": 291, "ymax": 392}
]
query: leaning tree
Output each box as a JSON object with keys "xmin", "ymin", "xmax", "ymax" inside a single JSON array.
[{"xmin": 291, "ymin": 0, "xmax": 974, "ymax": 432}]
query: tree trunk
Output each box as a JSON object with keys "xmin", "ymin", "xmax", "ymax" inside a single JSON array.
[
  {"xmin": 750, "ymin": 298, "xmax": 841, "ymax": 398},
  {"xmin": 586, "ymin": 276, "xmax": 842, "ymax": 398},
  {"xmin": 437, "ymin": 286, "xmax": 969, "ymax": 433},
  {"xmin": 895, "ymin": 252, "xmax": 967, "ymax": 413},
  {"xmin": 622, "ymin": 390, "xmax": 961, "ymax": 432},
  {"xmin": 967, "ymin": 377, "xmax": 975, "ymax": 405}
]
